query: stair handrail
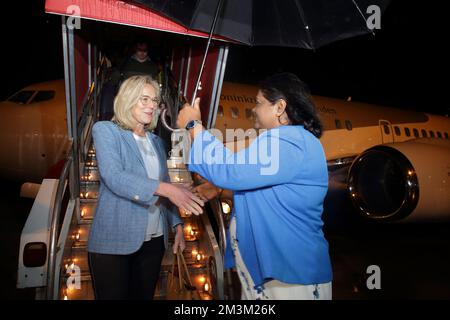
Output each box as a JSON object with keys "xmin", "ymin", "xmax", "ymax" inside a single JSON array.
[
  {"xmin": 46, "ymin": 156, "xmax": 73, "ymax": 300},
  {"xmin": 211, "ymin": 197, "xmax": 227, "ymax": 260}
]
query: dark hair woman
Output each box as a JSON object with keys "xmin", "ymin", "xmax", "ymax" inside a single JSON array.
[
  {"xmin": 258, "ymin": 72, "xmax": 323, "ymax": 138},
  {"xmin": 178, "ymin": 72, "xmax": 332, "ymax": 300}
]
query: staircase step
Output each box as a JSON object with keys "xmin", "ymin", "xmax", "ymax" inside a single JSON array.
[
  {"xmin": 69, "ymin": 224, "xmax": 91, "ymax": 243},
  {"xmin": 81, "ymin": 167, "xmax": 99, "ymax": 182},
  {"xmin": 69, "ymin": 246, "xmax": 89, "ymax": 272},
  {"xmin": 80, "ymin": 198, "xmax": 98, "ymax": 204},
  {"xmin": 78, "ymin": 217, "xmax": 93, "ymax": 225},
  {"xmin": 80, "ymin": 183, "xmax": 99, "ymax": 200},
  {"xmin": 80, "ymin": 181, "xmax": 99, "ymax": 186},
  {"xmin": 80, "ymin": 201, "xmax": 96, "ymax": 219},
  {"xmin": 84, "ymin": 160, "xmax": 97, "ymax": 167}
]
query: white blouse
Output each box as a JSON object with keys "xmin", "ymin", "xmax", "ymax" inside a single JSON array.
[{"xmin": 133, "ymin": 133, "xmax": 163, "ymax": 240}]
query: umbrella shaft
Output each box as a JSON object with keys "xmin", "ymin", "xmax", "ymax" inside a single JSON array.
[{"xmin": 191, "ymin": 0, "xmax": 225, "ymax": 106}]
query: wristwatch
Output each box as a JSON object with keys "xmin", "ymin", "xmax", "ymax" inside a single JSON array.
[{"xmin": 185, "ymin": 119, "xmax": 202, "ymax": 130}]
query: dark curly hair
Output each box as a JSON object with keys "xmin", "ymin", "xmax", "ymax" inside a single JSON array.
[{"xmin": 259, "ymin": 72, "xmax": 323, "ymax": 138}]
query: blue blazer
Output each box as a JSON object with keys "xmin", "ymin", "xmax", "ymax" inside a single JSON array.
[{"xmin": 87, "ymin": 121, "xmax": 183, "ymax": 255}]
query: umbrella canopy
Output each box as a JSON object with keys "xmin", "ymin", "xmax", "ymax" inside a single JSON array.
[{"xmin": 130, "ymin": 0, "xmax": 390, "ymax": 49}]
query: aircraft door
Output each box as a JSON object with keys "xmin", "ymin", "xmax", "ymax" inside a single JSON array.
[{"xmin": 379, "ymin": 119, "xmax": 394, "ymax": 144}]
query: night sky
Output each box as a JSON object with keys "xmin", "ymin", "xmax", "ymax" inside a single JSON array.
[{"xmin": 1, "ymin": 0, "xmax": 448, "ymax": 115}]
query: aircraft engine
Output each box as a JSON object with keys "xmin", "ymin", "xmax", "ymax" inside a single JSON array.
[{"xmin": 347, "ymin": 139, "xmax": 450, "ymax": 222}]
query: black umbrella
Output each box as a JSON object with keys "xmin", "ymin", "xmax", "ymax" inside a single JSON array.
[
  {"xmin": 131, "ymin": 0, "xmax": 390, "ymax": 49},
  {"xmin": 132, "ymin": 0, "xmax": 390, "ymax": 120}
]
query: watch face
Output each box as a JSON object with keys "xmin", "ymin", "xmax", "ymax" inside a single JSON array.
[{"xmin": 186, "ymin": 120, "xmax": 196, "ymax": 129}]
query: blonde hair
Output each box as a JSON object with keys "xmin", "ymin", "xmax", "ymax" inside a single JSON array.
[{"xmin": 112, "ymin": 75, "xmax": 161, "ymax": 131}]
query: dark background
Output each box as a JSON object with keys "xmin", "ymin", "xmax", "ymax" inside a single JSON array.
[{"xmin": 225, "ymin": 0, "xmax": 448, "ymax": 115}]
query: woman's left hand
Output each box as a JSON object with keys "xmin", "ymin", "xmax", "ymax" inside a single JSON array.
[
  {"xmin": 177, "ymin": 97, "xmax": 202, "ymax": 129},
  {"xmin": 173, "ymin": 224, "xmax": 186, "ymax": 254}
]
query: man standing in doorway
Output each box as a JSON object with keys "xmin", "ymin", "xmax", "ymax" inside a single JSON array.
[{"xmin": 121, "ymin": 40, "xmax": 159, "ymax": 80}]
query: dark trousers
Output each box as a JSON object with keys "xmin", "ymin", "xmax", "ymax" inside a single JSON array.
[{"xmin": 88, "ymin": 236, "xmax": 165, "ymax": 300}]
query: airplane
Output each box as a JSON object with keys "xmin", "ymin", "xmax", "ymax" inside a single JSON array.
[
  {"xmin": 212, "ymin": 82, "xmax": 450, "ymax": 223},
  {"xmin": 1, "ymin": 80, "xmax": 449, "ymax": 222},
  {"xmin": 0, "ymin": 80, "xmax": 70, "ymax": 186}
]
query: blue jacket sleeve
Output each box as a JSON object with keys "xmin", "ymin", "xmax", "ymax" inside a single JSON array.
[
  {"xmin": 188, "ymin": 129, "xmax": 304, "ymax": 191},
  {"xmin": 92, "ymin": 122, "xmax": 159, "ymax": 207}
]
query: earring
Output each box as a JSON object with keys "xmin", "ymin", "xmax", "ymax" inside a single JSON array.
[
  {"xmin": 277, "ymin": 115, "xmax": 283, "ymax": 124},
  {"xmin": 277, "ymin": 113, "xmax": 289, "ymax": 125}
]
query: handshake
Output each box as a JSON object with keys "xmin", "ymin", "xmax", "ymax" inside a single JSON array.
[
  {"xmin": 156, "ymin": 180, "xmax": 223, "ymax": 216},
  {"xmin": 156, "ymin": 181, "xmax": 204, "ymax": 216}
]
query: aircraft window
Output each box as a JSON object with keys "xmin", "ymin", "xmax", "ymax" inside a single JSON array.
[
  {"xmin": 394, "ymin": 126, "xmax": 401, "ymax": 136},
  {"xmin": 421, "ymin": 129, "xmax": 428, "ymax": 137},
  {"xmin": 7, "ymin": 90, "xmax": 35, "ymax": 104},
  {"xmin": 429, "ymin": 130, "xmax": 435, "ymax": 138},
  {"xmin": 445, "ymin": 132, "xmax": 449, "ymax": 139},
  {"xmin": 217, "ymin": 105, "xmax": 224, "ymax": 117},
  {"xmin": 345, "ymin": 120, "xmax": 352, "ymax": 131},
  {"xmin": 383, "ymin": 125, "xmax": 390, "ymax": 135},
  {"xmin": 230, "ymin": 106, "xmax": 239, "ymax": 119},
  {"xmin": 404, "ymin": 128, "xmax": 411, "ymax": 137},
  {"xmin": 437, "ymin": 131, "xmax": 442, "ymax": 139},
  {"xmin": 335, "ymin": 119, "xmax": 342, "ymax": 129},
  {"xmin": 245, "ymin": 108, "xmax": 254, "ymax": 120},
  {"xmin": 413, "ymin": 128, "xmax": 419, "ymax": 138},
  {"xmin": 30, "ymin": 90, "xmax": 55, "ymax": 103}
]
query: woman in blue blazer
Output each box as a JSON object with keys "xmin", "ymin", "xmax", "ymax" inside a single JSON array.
[
  {"xmin": 177, "ymin": 73, "xmax": 332, "ymax": 300},
  {"xmin": 88, "ymin": 75, "xmax": 204, "ymax": 300}
]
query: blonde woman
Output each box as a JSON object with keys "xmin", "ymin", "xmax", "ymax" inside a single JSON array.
[{"xmin": 88, "ymin": 75, "xmax": 204, "ymax": 300}]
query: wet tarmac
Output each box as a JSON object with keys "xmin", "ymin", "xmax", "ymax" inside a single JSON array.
[
  {"xmin": 325, "ymin": 222, "xmax": 450, "ymax": 299},
  {"xmin": 1, "ymin": 179, "xmax": 449, "ymax": 300},
  {"xmin": 323, "ymin": 177, "xmax": 450, "ymax": 300}
]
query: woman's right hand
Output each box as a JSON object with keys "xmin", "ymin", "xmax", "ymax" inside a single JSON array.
[
  {"xmin": 156, "ymin": 182, "xmax": 204, "ymax": 215},
  {"xmin": 192, "ymin": 181, "xmax": 221, "ymax": 202}
]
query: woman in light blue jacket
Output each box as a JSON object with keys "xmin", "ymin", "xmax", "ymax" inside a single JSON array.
[
  {"xmin": 178, "ymin": 73, "xmax": 332, "ymax": 300},
  {"xmin": 88, "ymin": 75, "xmax": 204, "ymax": 300}
]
